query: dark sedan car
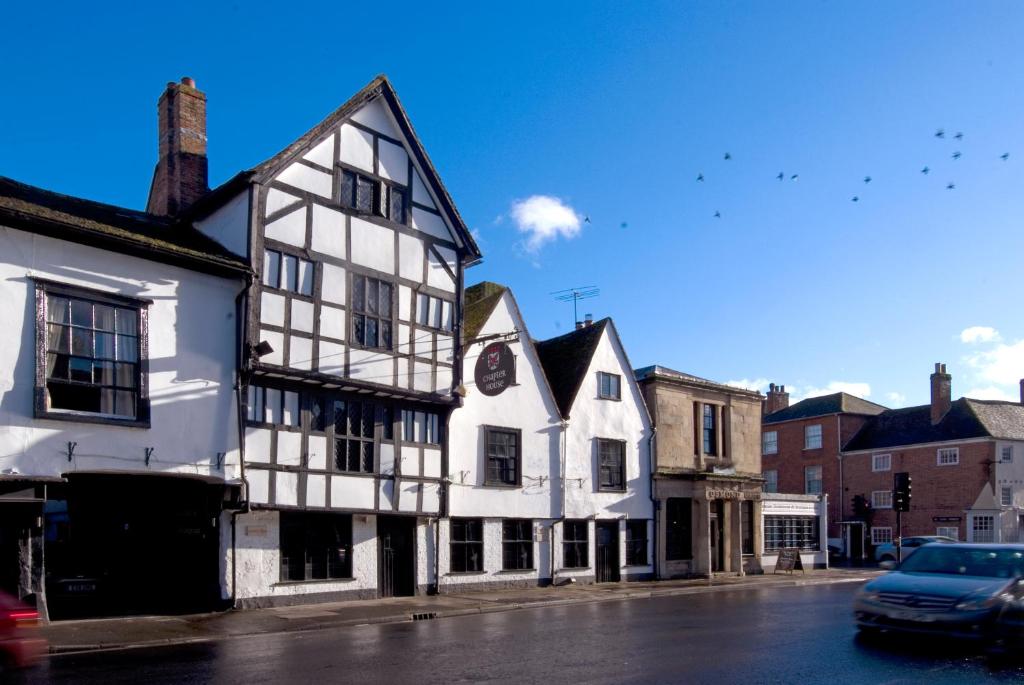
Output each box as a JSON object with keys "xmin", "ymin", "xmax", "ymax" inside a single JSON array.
[{"xmin": 854, "ymin": 543, "xmax": 1024, "ymax": 644}]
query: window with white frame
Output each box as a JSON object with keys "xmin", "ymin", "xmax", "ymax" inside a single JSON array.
[
  {"xmin": 972, "ymin": 515, "xmax": 995, "ymax": 543},
  {"xmin": 762, "ymin": 431, "xmax": 778, "ymax": 455},
  {"xmin": 871, "ymin": 527, "xmax": 893, "ymax": 545},
  {"xmin": 1002, "ymin": 446, "xmax": 1014, "ymax": 463},
  {"xmin": 416, "ymin": 293, "xmax": 454, "ymax": 332},
  {"xmin": 804, "ymin": 465, "xmax": 823, "ymax": 495},
  {"xmin": 871, "ymin": 490, "xmax": 893, "ymax": 509},
  {"xmin": 598, "ymin": 372, "xmax": 621, "ymax": 400},
  {"xmin": 763, "ymin": 470, "xmax": 778, "ymax": 493},
  {"xmin": 1002, "ymin": 486, "xmax": 1013, "ymax": 507},
  {"xmin": 937, "ymin": 447, "xmax": 959, "ymax": 466},
  {"xmin": 804, "ymin": 424, "xmax": 822, "ymax": 450},
  {"xmin": 872, "ymin": 453, "xmax": 891, "ymax": 472},
  {"xmin": 936, "ymin": 526, "xmax": 959, "ymax": 540}
]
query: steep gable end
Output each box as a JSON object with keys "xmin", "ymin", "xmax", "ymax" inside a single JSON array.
[{"xmin": 535, "ymin": 320, "xmax": 608, "ymax": 419}]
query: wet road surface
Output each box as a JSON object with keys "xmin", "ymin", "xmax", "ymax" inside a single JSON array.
[{"xmin": 12, "ymin": 582, "xmax": 1024, "ymax": 684}]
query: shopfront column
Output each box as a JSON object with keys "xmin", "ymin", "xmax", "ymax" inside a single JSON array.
[
  {"xmin": 694, "ymin": 496, "xmax": 710, "ymax": 575},
  {"xmin": 730, "ymin": 498, "xmax": 744, "ymax": 576}
]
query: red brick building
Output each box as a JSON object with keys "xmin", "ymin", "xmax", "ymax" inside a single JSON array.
[
  {"xmin": 761, "ymin": 385, "xmax": 886, "ymax": 543},
  {"xmin": 841, "ymin": 364, "xmax": 1024, "ymax": 555}
]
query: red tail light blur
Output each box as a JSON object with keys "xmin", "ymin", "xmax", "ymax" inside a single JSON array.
[{"xmin": 8, "ymin": 609, "xmax": 40, "ymax": 627}]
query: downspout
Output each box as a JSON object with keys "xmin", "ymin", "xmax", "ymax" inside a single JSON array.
[
  {"xmin": 648, "ymin": 425, "xmax": 658, "ymax": 579},
  {"xmin": 552, "ymin": 418, "xmax": 569, "ymax": 585},
  {"xmin": 836, "ymin": 415, "xmax": 843, "ymax": 552},
  {"xmin": 230, "ymin": 272, "xmax": 255, "ymax": 608}
]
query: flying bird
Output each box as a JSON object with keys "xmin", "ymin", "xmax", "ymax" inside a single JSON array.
[
  {"xmin": 777, "ymin": 172, "xmax": 784, "ymax": 181},
  {"xmin": 1001, "ymin": 153, "xmax": 1010, "ymax": 161},
  {"xmin": 952, "ymin": 151, "xmax": 962, "ymax": 160},
  {"xmin": 954, "ymin": 132, "xmax": 964, "ymax": 140},
  {"xmin": 620, "ymin": 221, "xmax": 628, "ymax": 229},
  {"xmin": 921, "ymin": 166, "xmax": 930, "ymax": 175},
  {"xmin": 697, "ymin": 173, "xmax": 704, "ymax": 182},
  {"xmin": 723, "ymin": 152, "xmax": 732, "ymax": 161},
  {"xmin": 584, "ymin": 216, "xmax": 591, "ymax": 224},
  {"xmin": 790, "ymin": 174, "xmax": 799, "ymax": 181},
  {"xmin": 935, "ymin": 129, "xmax": 945, "ymax": 138},
  {"xmin": 864, "ymin": 176, "xmax": 872, "ymax": 184},
  {"xmin": 714, "ymin": 211, "xmax": 721, "ymax": 218},
  {"xmin": 851, "ymin": 196, "xmax": 859, "ymax": 202},
  {"xmin": 946, "ymin": 182, "xmax": 956, "ymax": 190}
]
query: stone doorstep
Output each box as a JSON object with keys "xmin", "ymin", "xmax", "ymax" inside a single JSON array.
[{"xmin": 42, "ymin": 571, "xmax": 878, "ymax": 655}]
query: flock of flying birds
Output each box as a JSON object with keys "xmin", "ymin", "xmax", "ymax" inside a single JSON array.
[{"xmin": 683, "ymin": 128, "xmax": 1014, "ymax": 219}]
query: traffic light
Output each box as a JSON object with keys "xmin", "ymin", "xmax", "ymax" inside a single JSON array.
[{"xmin": 893, "ymin": 472, "xmax": 912, "ymax": 512}]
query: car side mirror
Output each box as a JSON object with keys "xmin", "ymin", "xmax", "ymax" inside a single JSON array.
[{"xmin": 880, "ymin": 560, "xmax": 897, "ymax": 571}]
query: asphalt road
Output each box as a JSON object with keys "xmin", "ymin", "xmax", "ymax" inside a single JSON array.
[{"xmin": 12, "ymin": 582, "xmax": 1024, "ymax": 684}]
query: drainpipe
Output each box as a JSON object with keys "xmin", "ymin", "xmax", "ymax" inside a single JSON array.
[
  {"xmin": 648, "ymin": 425, "xmax": 658, "ymax": 579},
  {"xmin": 552, "ymin": 418, "xmax": 569, "ymax": 585},
  {"xmin": 230, "ymin": 274, "xmax": 255, "ymax": 609},
  {"xmin": 836, "ymin": 415, "xmax": 843, "ymax": 553}
]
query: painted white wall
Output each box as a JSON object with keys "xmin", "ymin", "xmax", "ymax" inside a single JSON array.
[
  {"xmin": 194, "ymin": 189, "xmax": 250, "ymax": 259},
  {"xmin": 761, "ymin": 494, "xmax": 829, "ymax": 571},
  {"xmin": 449, "ymin": 291, "xmax": 563, "ymax": 519},
  {"xmin": 0, "ymin": 226, "xmax": 243, "ymax": 483},
  {"xmin": 438, "ymin": 518, "xmax": 554, "ymax": 589},
  {"xmin": 563, "ymin": 326, "xmax": 653, "ymax": 521}
]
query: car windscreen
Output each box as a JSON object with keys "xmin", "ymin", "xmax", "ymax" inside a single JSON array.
[{"xmin": 899, "ymin": 547, "xmax": 1024, "ymax": 578}]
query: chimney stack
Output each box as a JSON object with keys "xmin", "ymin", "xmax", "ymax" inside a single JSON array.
[
  {"xmin": 930, "ymin": 362, "xmax": 952, "ymax": 425},
  {"xmin": 584, "ymin": 313, "xmax": 593, "ymax": 327},
  {"xmin": 1019, "ymin": 378, "xmax": 1024, "ymax": 405},
  {"xmin": 764, "ymin": 382, "xmax": 790, "ymax": 415},
  {"xmin": 146, "ymin": 77, "xmax": 208, "ymax": 216}
]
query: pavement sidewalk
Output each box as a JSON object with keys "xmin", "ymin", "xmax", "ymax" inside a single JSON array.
[{"xmin": 39, "ymin": 568, "xmax": 879, "ymax": 655}]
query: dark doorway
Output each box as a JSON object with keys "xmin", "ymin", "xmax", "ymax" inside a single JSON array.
[
  {"xmin": 848, "ymin": 523, "xmax": 865, "ymax": 562},
  {"xmin": 0, "ymin": 515, "xmax": 23, "ymax": 597},
  {"xmin": 46, "ymin": 474, "xmax": 223, "ymax": 619},
  {"xmin": 378, "ymin": 515, "xmax": 416, "ymax": 598},
  {"xmin": 596, "ymin": 521, "xmax": 620, "ymax": 583},
  {"xmin": 709, "ymin": 500, "xmax": 724, "ymax": 573}
]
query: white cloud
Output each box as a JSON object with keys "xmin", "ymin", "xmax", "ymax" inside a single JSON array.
[
  {"xmin": 509, "ymin": 195, "xmax": 582, "ymax": 252},
  {"xmin": 885, "ymin": 391, "xmax": 906, "ymax": 406},
  {"xmin": 964, "ymin": 386, "xmax": 1017, "ymax": 401},
  {"xmin": 790, "ymin": 381, "xmax": 872, "ymax": 403},
  {"xmin": 960, "ymin": 326, "xmax": 1001, "ymax": 344},
  {"xmin": 725, "ymin": 378, "xmax": 770, "ymax": 393},
  {"xmin": 964, "ymin": 339, "xmax": 1024, "ymax": 385}
]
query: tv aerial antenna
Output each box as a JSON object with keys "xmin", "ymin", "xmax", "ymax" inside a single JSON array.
[{"xmin": 551, "ymin": 286, "xmax": 600, "ymax": 325}]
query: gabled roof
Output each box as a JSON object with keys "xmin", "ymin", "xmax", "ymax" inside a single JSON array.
[
  {"xmin": 842, "ymin": 397, "xmax": 1007, "ymax": 451},
  {"xmin": 764, "ymin": 392, "xmax": 887, "ymax": 425},
  {"xmin": 0, "ymin": 176, "xmax": 249, "ymax": 277},
  {"xmin": 463, "ymin": 282, "xmax": 507, "ymax": 342},
  {"xmin": 534, "ymin": 320, "xmax": 609, "ymax": 418},
  {"xmin": 247, "ymin": 75, "xmax": 482, "ymax": 263},
  {"xmin": 634, "ymin": 365, "xmax": 762, "ymax": 399}
]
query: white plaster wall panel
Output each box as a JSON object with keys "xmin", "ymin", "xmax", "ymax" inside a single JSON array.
[
  {"xmin": 349, "ymin": 218, "xmax": 395, "ymax": 274},
  {"xmin": 398, "ymin": 286, "xmax": 412, "ymax": 322},
  {"xmin": 290, "ymin": 299, "xmax": 314, "ymax": 333},
  {"xmin": 441, "ymin": 302, "xmax": 453, "ymax": 335},
  {"xmin": 321, "ymin": 263, "xmax": 347, "ymax": 305},
  {"xmin": 378, "ymin": 139, "xmax": 409, "ymax": 185},
  {"xmin": 422, "ymin": 483, "xmax": 440, "ymax": 514},
  {"xmin": 352, "ymin": 516, "xmax": 378, "ymax": 590},
  {"xmin": 412, "ymin": 170, "xmax": 435, "ymax": 209},
  {"xmin": 303, "ymin": 134, "xmax": 335, "ymax": 168},
  {"xmin": 426, "ymin": 250, "xmax": 456, "ymax": 293},
  {"xmin": 194, "ymin": 190, "xmax": 250, "ymax": 258},
  {"xmin": 349, "ymin": 98, "xmax": 401, "ymax": 139},
  {"xmin": 396, "ymin": 360, "xmax": 410, "ymax": 390},
  {"xmin": 348, "ymin": 349, "xmax": 394, "ymax": 386},
  {"xmin": 276, "ymin": 471, "xmax": 299, "ymax": 506},
  {"xmin": 413, "ymin": 327, "xmax": 430, "ymax": 359},
  {"xmin": 435, "ymin": 365, "xmax": 452, "ymax": 395},
  {"xmin": 277, "ymin": 163, "xmax": 332, "ymax": 198},
  {"xmin": 319, "ymin": 305, "xmax": 346, "ymax": 341},
  {"xmin": 264, "ymin": 206, "xmax": 307, "ymax": 247},
  {"xmin": 276, "ymin": 430, "xmax": 302, "ymax": 466},
  {"xmin": 436, "ymin": 245, "xmax": 457, "ymax": 276},
  {"xmin": 423, "ymin": 448, "xmax": 441, "ymax": 478},
  {"xmin": 307, "ymin": 474, "xmax": 327, "ymax": 508},
  {"xmin": 448, "ymin": 291, "xmax": 563, "ymax": 520},
  {"xmin": 318, "ymin": 341, "xmax": 345, "ymax": 377},
  {"xmin": 339, "ymin": 123, "xmax": 374, "ymax": 172},
  {"xmin": 260, "ymin": 292, "xmax": 285, "ymax": 327},
  {"xmin": 265, "ymin": 188, "xmax": 301, "ymax": 217},
  {"xmin": 401, "ymin": 446, "xmax": 421, "ymax": 477},
  {"xmin": 379, "ymin": 479, "xmax": 395, "ymax": 510},
  {"xmin": 246, "ymin": 428, "xmax": 273, "ymax": 464},
  {"xmin": 398, "ymin": 323, "xmax": 411, "ymax": 356},
  {"xmin": 437, "ymin": 333, "xmax": 453, "ymax": 364},
  {"xmin": 289, "ymin": 335, "xmax": 313, "ymax": 371},
  {"xmin": 399, "ymin": 482, "xmax": 420, "ymax": 512},
  {"xmin": 308, "ymin": 435, "xmax": 328, "ymax": 471},
  {"xmin": 414, "ymin": 360, "xmax": 433, "ymax": 392},
  {"xmin": 417, "ymin": 520, "xmax": 435, "ymax": 587},
  {"xmin": 247, "ymin": 469, "xmax": 270, "ymax": 504},
  {"xmin": 259, "ymin": 329, "xmax": 284, "ymax": 366},
  {"xmin": 398, "ymin": 233, "xmax": 424, "ymax": 282},
  {"xmin": 310, "ymin": 204, "xmax": 346, "ymax": 260},
  {"xmin": 411, "ymin": 207, "xmax": 453, "ymax": 242},
  {"xmin": 379, "ymin": 443, "xmax": 395, "ymax": 476},
  {"xmin": 331, "ymin": 475, "xmax": 376, "ymax": 510}
]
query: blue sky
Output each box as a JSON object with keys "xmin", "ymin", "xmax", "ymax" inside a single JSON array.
[{"xmin": 3, "ymin": 1, "xmax": 1024, "ymax": 407}]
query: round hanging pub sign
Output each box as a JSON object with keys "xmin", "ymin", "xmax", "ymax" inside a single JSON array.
[{"xmin": 474, "ymin": 341, "xmax": 515, "ymax": 396}]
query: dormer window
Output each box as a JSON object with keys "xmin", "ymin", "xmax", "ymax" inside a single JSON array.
[{"xmin": 598, "ymin": 372, "xmax": 621, "ymax": 400}]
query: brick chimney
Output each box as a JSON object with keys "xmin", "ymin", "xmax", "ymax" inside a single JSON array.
[
  {"xmin": 146, "ymin": 77, "xmax": 208, "ymax": 216},
  {"xmin": 764, "ymin": 383, "xmax": 790, "ymax": 415},
  {"xmin": 930, "ymin": 362, "xmax": 952, "ymax": 425}
]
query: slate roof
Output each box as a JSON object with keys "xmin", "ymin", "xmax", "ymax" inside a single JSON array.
[
  {"xmin": 0, "ymin": 176, "xmax": 249, "ymax": 276},
  {"xmin": 463, "ymin": 282, "xmax": 507, "ymax": 342},
  {"xmin": 534, "ymin": 319, "xmax": 609, "ymax": 419},
  {"xmin": 764, "ymin": 392, "xmax": 887, "ymax": 425},
  {"xmin": 843, "ymin": 398, "xmax": 1024, "ymax": 451},
  {"xmin": 634, "ymin": 365, "xmax": 762, "ymax": 398}
]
